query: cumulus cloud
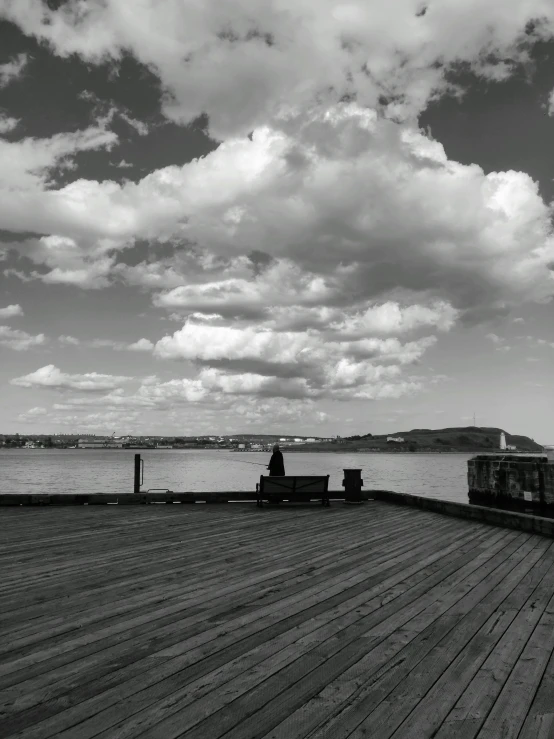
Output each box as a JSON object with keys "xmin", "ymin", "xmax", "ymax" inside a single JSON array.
[
  {"xmin": 58, "ymin": 335, "xmax": 80, "ymax": 345},
  {"xmin": 0, "ymin": 53, "xmax": 28, "ymax": 88},
  {"xmin": 327, "ymin": 301, "xmax": 458, "ymax": 338},
  {"xmin": 485, "ymin": 332, "xmax": 511, "ymax": 351},
  {"xmin": 152, "ymin": 321, "xmax": 434, "ymax": 400},
  {"xmin": 17, "ymin": 406, "xmax": 47, "ymax": 422},
  {"xmin": 57, "ymin": 335, "xmax": 154, "ymax": 351},
  {"xmin": 11, "ymin": 364, "xmax": 132, "ymax": 391},
  {"xmin": 547, "ymin": 88, "xmax": 554, "ymax": 116},
  {"xmin": 3, "ymin": 1, "xmax": 554, "ymax": 420},
  {"xmin": 3, "ymin": 2, "xmax": 553, "ymax": 137},
  {"xmin": 0, "ymin": 326, "xmax": 46, "ymax": 350},
  {"xmin": 5, "ymin": 105, "xmax": 552, "ymax": 317},
  {"xmin": 0, "ymin": 114, "xmax": 19, "ymax": 134},
  {"xmin": 127, "ymin": 338, "xmax": 154, "ymax": 352},
  {"xmin": 0, "ymin": 303, "xmax": 23, "ymax": 318},
  {"xmin": 79, "ymin": 89, "xmax": 149, "ymax": 136},
  {"xmin": 46, "ymin": 409, "xmax": 142, "ymax": 431},
  {"xmin": 0, "ymin": 125, "xmax": 117, "ymax": 191}
]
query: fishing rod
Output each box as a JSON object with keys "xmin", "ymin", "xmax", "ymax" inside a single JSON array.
[
  {"xmin": 202, "ymin": 451, "xmax": 269, "ymax": 467},
  {"xmin": 221, "ymin": 457, "xmax": 268, "ymax": 467}
]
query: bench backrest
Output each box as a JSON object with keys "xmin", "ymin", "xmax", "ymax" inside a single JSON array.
[{"xmin": 259, "ymin": 475, "xmax": 330, "ymax": 494}]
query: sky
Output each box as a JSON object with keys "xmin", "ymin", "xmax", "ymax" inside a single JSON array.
[{"xmin": 0, "ymin": 1, "xmax": 553, "ymax": 442}]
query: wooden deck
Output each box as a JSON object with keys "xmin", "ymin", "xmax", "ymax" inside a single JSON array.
[{"xmin": 1, "ymin": 501, "xmax": 553, "ymax": 739}]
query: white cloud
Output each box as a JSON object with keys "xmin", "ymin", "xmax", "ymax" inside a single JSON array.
[
  {"xmin": 57, "ymin": 335, "xmax": 155, "ymax": 352},
  {"xmin": 0, "ymin": 53, "xmax": 28, "ymax": 88},
  {"xmin": 152, "ymin": 321, "xmax": 434, "ymax": 400},
  {"xmin": 547, "ymin": 88, "xmax": 554, "ymax": 116},
  {"xmin": 11, "ymin": 364, "xmax": 132, "ymax": 391},
  {"xmin": 58, "ymin": 335, "xmax": 80, "ymax": 345},
  {"xmin": 512, "ymin": 317, "xmax": 525, "ymax": 324},
  {"xmin": 17, "ymin": 406, "xmax": 47, "ymax": 422},
  {"xmin": 328, "ymin": 301, "xmax": 458, "ymax": 337},
  {"xmin": 79, "ymin": 89, "xmax": 150, "ymax": 136},
  {"xmin": 0, "ymin": 303, "xmax": 23, "ymax": 318},
  {"xmin": 4, "ymin": 2, "xmax": 553, "ymax": 138},
  {"xmin": 46, "ymin": 409, "xmax": 142, "ymax": 431},
  {"xmin": 0, "ymin": 125, "xmax": 117, "ymax": 191},
  {"xmin": 127, "ymin": 338, "xmax": 154, "ymax": 352},
  {"xmin": 485, "ymin": 332, "xmax": 511, "ymax": 351},
  {"xmin": 0, "ymin": 114, "xmax": 19, "ymax": 134},
  {"xmin": 6, "ymin": 106, "xmax": 551, "ymax": 318},
  {"xmin": 0, "ymin": 326, "xmax": 46, "ymax": 350},
  {"xmin": 3, "ymin": 1, "xmax": 554, "ymax": 421}
]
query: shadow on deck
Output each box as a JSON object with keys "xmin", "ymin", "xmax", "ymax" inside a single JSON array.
[{"xmin": 1, "ymin": 501, "xmax": 553, "ymax": 739}]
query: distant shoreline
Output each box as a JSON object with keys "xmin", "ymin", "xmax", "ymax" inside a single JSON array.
[{"xmin": 1, "ymin": 447, "xmax": 543, "ymax": 455}]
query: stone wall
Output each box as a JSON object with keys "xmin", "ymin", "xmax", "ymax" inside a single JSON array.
[{"xmin": 468, "ymin": 455, "xmax": 554, "ymax": 509}]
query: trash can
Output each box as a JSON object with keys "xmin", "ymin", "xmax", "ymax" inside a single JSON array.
[{"xmin": 343, "ymin": 468, "xmax": 364, "ymax": 504}]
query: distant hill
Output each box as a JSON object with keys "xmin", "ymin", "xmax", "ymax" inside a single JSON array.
[{"xmin": 302, "ymin": 427, "xmax": 543, "ymax": 453}]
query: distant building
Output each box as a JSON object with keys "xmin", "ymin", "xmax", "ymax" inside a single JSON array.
[
  {"xmin": 78, "ymin": 438, "xmax": 124, "ymax": 449},
  {"xmin": 500, "ymin": 432, "xmax": 507, "ymax": 450},
  {"xmin": 78, "ymin": 439, "xmax": 106, "ymax": 448},
  {"xmin": 387, "ymin": 436, "xmax": 405, "ymax": 443}
]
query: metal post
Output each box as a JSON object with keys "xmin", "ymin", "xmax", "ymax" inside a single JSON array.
[
  {"xmin": 343, "ymin": 468, "xmax": 364, "ymax": 504},
  {"xmin": 134, "ymin": 454, "xmax": 141, "ymax": 494}
]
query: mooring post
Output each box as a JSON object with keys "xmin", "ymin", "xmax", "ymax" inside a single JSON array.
[
  {"xmin": 343, "ymin": 468, "xmax": 364, "ymax": 504},
  {"xmin": 134, "ymin": 454, "xmax": 141, "ymax": 494}
]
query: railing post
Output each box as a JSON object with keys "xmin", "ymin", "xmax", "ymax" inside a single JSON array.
[
  {"xmin": 134, "ymin": 454, "xmax": 141, "ymax": 494},
  {"xmin": 343, "ymin": 468, "xmax": 364, "ymax": 504}
]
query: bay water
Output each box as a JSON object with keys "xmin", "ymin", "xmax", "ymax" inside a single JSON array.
[{"xmin": 0, "ymin": 449, "xmax": 474, "ymax": 503}]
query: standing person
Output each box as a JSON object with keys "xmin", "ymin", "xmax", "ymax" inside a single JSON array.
[{"xmin": 267, "ymin": 444, "xmax": 285, "ymax": 476}]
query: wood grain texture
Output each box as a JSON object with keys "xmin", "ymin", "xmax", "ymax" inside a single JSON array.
[{"xmin": 1, "ymin": 502, "xmax": 552, "ymax": 739}]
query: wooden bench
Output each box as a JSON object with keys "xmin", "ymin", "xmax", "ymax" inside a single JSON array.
[{"xmin": 256, "ymin": 475, "xmax": 330, "ymax": 507}]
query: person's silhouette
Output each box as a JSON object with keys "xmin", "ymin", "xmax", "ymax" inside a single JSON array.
[{"xmin": 267, "ymin": 444, "xmax": 285, "ymax": 476}]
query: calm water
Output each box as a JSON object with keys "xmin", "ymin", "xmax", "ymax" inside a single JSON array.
[{"xmin": 0, "ymin": 449, "xmax": 475, "ymax": 503}]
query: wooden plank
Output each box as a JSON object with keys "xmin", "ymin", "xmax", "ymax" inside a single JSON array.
[
  {"xmin": 71, "ymin": 532, "xmax": 522, "ymax": 739},
  {"xmin": 0, "ymin": 516, "xmax": 458, "ymax": 712},
  {"xmin": 48, "ymin": 528, "xmax": 506, "ymax": 739},
  {"xmin": 517, "ymin": 648, "xmax": 554, "ymax": 739},
  {"xmin": 430, "ymin": 543, "xmax": 554, "ymax": 738},
  {"xmin": 0, "ymin": 511, "xmax": 424, "ymax": 660},
  {"xmin": 0, "ymin": 508, "xmax": 414, "ymax": 652},
  {"xmin": 127, "ymin": 534, "xmax": 532, "ymax": 739},
  {"xmin": 4, "ymin": 504, "xmax": 552, "ymax": 739},
  {"xmin": 308, "ymin": 536, "xmax": 546, "ymax": 739},
  {"xmin": 388, "ymin": 540, "xmax": 554, "ymax": 738},
  {"xmin": 0, "ymin": 516, "xmax": 458, "ymax": 692},
  {"xmin": 0, "ymin": 511, "xmax": 415, "ymax": 644},
  {"xmin": 0, "ymin": 516, "xmax": 484, "ymax": 736},
  {"xmin": 0, "ymin": 506, "xmax": 409, "ymax": 640},
  {"xmin": 269, "ymin": 533, "xmax": 539, "ymax": 739},
  {"xmin": 474, "ymin": 589, "xmax": 554, "ymax": 738},
  {"xmin": 0, "ymin": 506, "xmax": 376, "ymax": 611}
]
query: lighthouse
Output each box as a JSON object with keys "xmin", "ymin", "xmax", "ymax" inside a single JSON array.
[{"xmin": 500, "ymin": 432, "xmax": 507, "ymax": 450}]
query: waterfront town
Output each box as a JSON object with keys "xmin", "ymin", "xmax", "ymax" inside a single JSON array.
[
  {"xmin": 0, "ymin": 429, "xmax": 545, "ymax": 453},
  {"xmin": 0, "ymin": 433, "xmax": 337, "ymax": 451}
]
